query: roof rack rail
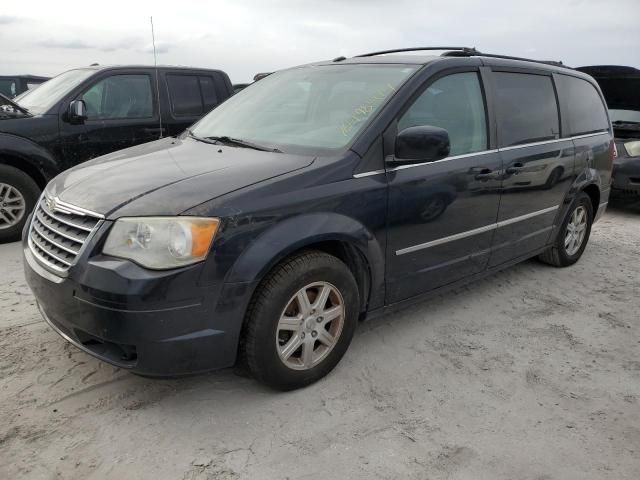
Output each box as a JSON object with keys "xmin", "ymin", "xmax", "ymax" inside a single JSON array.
[
  {"xmin": 354, "ymin": 47, "xmax": 479, "ymax": 57},
  {"xmin": 353, "ymin": 47, "xmax": 566, "ymax": 68},
  {"xmin": 462, "ymin": 51, "xmax": 565, "ymax": 67}
]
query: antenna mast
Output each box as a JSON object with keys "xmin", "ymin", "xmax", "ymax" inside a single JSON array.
[{"xmin": 150, "ymin": 16, "xmax": 163, "ymax": 138}]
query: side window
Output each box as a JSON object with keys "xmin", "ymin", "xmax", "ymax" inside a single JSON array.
[
  {"xmin": 199, "ymin": 76, "xmax": 218, "ymax": 112},
  {"xmin": 494, "ymin": 72, "xmax": 559, "ymax": 147},
  {"xmin": 81, "ymin": 75, "xmax": 153, "ymax": 120},
  {"xmin": 557, "ymin": 75, "xmax": 609, "ymax": 136},
  {"xmin": 167, "ymin": 75, "xmax": 203, "ymax": 116},
  {"xmin": 398, "ymin": 72, "xmax": 487, "ymax": 156},
  {"xmin": 0, "ymin": 79, "xmax": 17, "ymax": 97}
]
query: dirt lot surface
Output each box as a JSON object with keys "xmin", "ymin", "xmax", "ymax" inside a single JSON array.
[{"xmin": 1, "ymin": 199, "xmax": 639, "ymax": 480}]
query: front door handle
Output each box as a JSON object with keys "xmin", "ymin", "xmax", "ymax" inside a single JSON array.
[
  {"xmin": 506, "ymin": 162, "xmax": 525, "ymax": 174},
  {"xmin": 474, "ymin": 168, "xmax": 494, "ymax": 181}
]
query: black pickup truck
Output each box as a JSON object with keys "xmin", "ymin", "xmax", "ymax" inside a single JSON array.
[{"xmin": 0, "ymin": 65, "xmax": 233, "ymax": 241}]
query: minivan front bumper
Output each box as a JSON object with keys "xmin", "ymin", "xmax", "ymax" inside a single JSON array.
[{"xmin": 23, "ymin": 236, "xmax": 254, "ymax": 376}]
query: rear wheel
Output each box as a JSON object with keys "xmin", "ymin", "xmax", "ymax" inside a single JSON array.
[
  {"xmin": 241, "ymin": 251, "xmax": 359, "ymax": 390},
  {"xmin": 0, "ymin": 165, "xmax": 40, "ymax": 243},
  {"xmin": 538, "ymin": 191, "xmax": 594, "ymax": 267}
]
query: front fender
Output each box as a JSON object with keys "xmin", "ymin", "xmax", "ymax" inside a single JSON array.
[
  {"xmin": 224, "ymin": 212, "xmax": 385, "ymax": 308},
  {"xmin": 0, "ymin": 132, "xmax": 59, "ymax": 181}
]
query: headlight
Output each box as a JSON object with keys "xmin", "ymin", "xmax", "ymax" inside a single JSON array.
[
  {"xmin": 103, "ymin": 217, "xmax": 220, "ymax": 269},
  {"xmin": 624, "ymin": 140, "xmax": 640, "ymax": 157}
]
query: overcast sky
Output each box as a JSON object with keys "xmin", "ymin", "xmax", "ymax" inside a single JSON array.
[{"xmin": 1, "ymin": 0, "xmax": 639, "ymax": 83}]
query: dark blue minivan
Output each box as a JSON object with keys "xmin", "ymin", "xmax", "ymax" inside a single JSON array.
[{"xmin": 23, "ymin": 48, "xmax": 614, "ymax": 390}]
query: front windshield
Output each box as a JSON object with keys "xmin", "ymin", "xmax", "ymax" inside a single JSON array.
[
  {"xmin": 610, "ymin": 109, "xmax": 640, "ymax": 123},
  {"xmin": 191, "ymin": 64, "xmax": 418, "ymax": 152},
  {"xmin": 16, "ymin": 69, "xmax": 95, "ymax": 114}
]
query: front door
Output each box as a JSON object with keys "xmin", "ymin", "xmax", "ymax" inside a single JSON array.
[
  {"xmin": 60, "ymin": 71, "xmax": 161, "ymax": 167},
  {"xmin": 386, "ymin": 70, "xmax": 502, "ymax": 303}
]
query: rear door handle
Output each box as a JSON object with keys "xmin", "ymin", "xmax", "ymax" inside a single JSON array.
[{"xmin": 474, "ymin": 168, "xmax": 494, "ymax": 181}]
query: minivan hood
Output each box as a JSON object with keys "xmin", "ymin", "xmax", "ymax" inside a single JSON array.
[
  {"xmin": 576, "ymin": 65, "xmax": 640, "ymax": 111},
  {"xmin": 47, "ymin": 136, "xmax": 315, "ymax": 217}
]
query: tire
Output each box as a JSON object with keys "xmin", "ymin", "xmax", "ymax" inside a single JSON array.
[
  {"xmin": 538, "ymin": 192, "xmax": 594, "ymax": 267},
  {"xmin": 241, "ymin": 250, "xmax": 359, "ymax": 391},
  {"xmin": 0, "ymin": 165, "xmax": 41, "ymax": 243}
]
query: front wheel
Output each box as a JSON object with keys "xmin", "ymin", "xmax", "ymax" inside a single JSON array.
[
  {"xmin": 0, "ymin": 165, "xmax": 41, "ymax": 243},
  {"xmin": 241, "ymin": 251, "xmax": 359, "ymax": 391},
  {"xmin": 538, "ymin": 191, "xmax": 594, "ymax": 267}
]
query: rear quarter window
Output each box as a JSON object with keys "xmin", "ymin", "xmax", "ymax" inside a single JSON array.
[
  {"xmin": 167, "ymin": 74, "xmax": 223, "ymax": 117},
  {"xmin": 557, "ymin": 75, "xmax": 610, "ymax": 136},
  {"xmin": 167, "ymin": 74, "xmax": 202, "ymax": 116},
  {"xmin": 494, "ymin": 72, "xmax": 560, "ymax": 147}
]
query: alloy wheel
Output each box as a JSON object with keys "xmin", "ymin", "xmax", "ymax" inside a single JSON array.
[
  {"xmin": 276, "ymin": 282, "xmax": 345, "ymax": 370},
  {"xmin": 0, "ymin": 183, "xmax": 26, "ymax": 230},
  {"xmin": 565, "ymin": 205, "xmax": 587, "ymax": 256}
]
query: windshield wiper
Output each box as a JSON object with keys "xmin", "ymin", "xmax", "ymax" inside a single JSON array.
[
  {"xmin": 205, "ymin": 135, "xmax": 282, "ymax": 153},
  {"xmin": 0, "ymin": 93, "xmax": 31, "ymax": 116},
  {"xmin": 187, "ymin": 130, "xmax": 217, "ymax": 144},
  {"xmin": 187, "ymin": 131, "xmax": 282, "ymax": 153}
]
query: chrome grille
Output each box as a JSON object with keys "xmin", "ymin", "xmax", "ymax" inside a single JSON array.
[{"xmin": 28, "ymin": 194, "xmax": 103, "ymax": 272}]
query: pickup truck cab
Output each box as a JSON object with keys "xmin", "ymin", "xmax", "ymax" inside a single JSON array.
[
  {"xmin": 0, "ymin": 65, "xmax": 233, "ymax": 241},
  {"xmin": 0, "ymin": 75, "xmax": 49, "ymax": 98}
]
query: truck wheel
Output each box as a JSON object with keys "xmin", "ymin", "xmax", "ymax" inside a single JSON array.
[
  {"xmin": 241, "ymin": 251, "xmax": 359, "ymax": 391},
  {"xmin": 0, "ymin": 165, "xmax": 40, "ymax": 243},
  {"xmin": 538, "ymin": 191, "xmax": 593, "ymax": 267}
]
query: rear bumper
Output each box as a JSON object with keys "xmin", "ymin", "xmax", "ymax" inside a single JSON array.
[{"xmin": 23, "ymin": 239, "xmax": 255, "ymax": 376}]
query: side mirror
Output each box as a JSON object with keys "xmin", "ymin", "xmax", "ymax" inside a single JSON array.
[
  {"xmin": 392, "ymin": 125, "xmax": 450, "ymax": 164},
  {"xmin": 68, "ymin": 100, "xmax": 87, "ymax": 124}
]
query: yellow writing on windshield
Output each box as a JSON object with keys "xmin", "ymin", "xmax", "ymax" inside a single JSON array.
[{"xmin": 339, "ymin": 84, "xmax": 397, "ymax": 136}]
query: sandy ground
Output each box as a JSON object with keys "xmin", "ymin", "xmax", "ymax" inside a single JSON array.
[{"xmin": 1, "ymin": 198, "xmax": 639, "ymax": 480}]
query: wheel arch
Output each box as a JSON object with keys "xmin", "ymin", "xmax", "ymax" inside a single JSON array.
[
  {"xmin": 0, "ymin": 133, "xmax": 59, "ymax": 189},
  {"xmin": 582, "ymin": 183, "xmax": 600, "ymax": 215},
  {"xmin": 225, "ymin": 213, "xmax": 385, "ymax": 315}
]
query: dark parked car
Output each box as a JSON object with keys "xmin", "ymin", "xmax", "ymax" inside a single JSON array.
[
  {"xmin": 23, "ymin": 48, "xmax": 613, "ymax": 390},
  {"xmin": 577, "ymin": 65, "xmax": 640, "ymax": 195},
  {"xmin": 0, "ymin": 65, "xmax": 233, "ymax": 241},
  {"xmin": 0, "ymin": 75, "xmax": 49, "ymax": 98}
]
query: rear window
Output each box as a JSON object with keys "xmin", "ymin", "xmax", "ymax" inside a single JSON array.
[
  {"xmin": 557, "ymin": 75, "xmax": 609, "ymax": 136},
  {"xmin": 167, "ymin": 74, "xmax": 220, "ymax": 116},
  {"xmin": 495, "ymin": 72, "xmax": 560, "ymax": 147}
]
